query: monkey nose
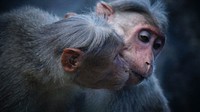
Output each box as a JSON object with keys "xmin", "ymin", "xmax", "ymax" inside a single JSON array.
[
  {"xmin": 146, "ymin": 62, "xmax": 150, "ymax": 65},
  {"xmin": 144, "ymin": 62, "xmax": 153, "ymax": 77}
]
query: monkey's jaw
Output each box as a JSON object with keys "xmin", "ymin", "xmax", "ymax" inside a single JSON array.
[{"xmin": 126, "ymin": 70, "xmax": 145, "ymax": 85}]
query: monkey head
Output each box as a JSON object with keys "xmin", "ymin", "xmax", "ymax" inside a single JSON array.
[
  {"xmin": 94, "ymin": 1, "xmax": 166, "ymax": 87},
  {"xmin": 58, "ymin": 15, "xmax": 129, "ymax": 90},
  {"xmin": 60, "ymin": 31, "xmax": 130, "ymax": 90}
]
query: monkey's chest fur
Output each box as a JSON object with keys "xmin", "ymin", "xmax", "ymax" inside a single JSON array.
[{"xmin": 82, "ymin": 76, "xmax": 168, "ymax": 112}]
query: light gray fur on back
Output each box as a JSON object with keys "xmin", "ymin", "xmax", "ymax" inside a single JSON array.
[
  {"xmin": 0, "ymin": 6, "xmax": 60, "ymax": 56},
  {"xmin": 0, "ymin": 6, "xmax": 61, "ymax": 112}
]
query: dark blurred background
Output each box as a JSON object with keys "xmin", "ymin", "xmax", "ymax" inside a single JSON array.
[{"xmin": 0, "ymin": 0, "xmax": 199, "ymax": 112}]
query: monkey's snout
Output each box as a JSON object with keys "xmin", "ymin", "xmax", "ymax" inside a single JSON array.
[
  {"xmin": 146, "ymin": 62, "xmax": 150, "ymax": 65},
  {"xmin": 144, "ymin": 62, "xmax": 153, "ymax": 77}
]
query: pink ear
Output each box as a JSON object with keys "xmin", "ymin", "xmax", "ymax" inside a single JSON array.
[
  {"xmin": 96, "ymin": 1, "xmax": 114, "ymax": 17},
  {"xmin": 61, "ymin": 48, "xmax": 84, "ymax": 73}
]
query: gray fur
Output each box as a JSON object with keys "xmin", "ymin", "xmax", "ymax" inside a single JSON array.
[
  {"xmin": 82, "ymin": 75, "xmax": 169, "ymax": 112},
  {"xmin": 0, "ymin": 6, "xmax": 122, "ymax": 112}
]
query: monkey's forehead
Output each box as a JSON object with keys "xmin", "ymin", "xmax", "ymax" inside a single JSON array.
[
  {"xmin": 113, "ymin": 12, "xmax": 164, "ymax": 37},
  {"xmin": 114, "ymin": 12, "xmax": 157, "ymax": 27}
]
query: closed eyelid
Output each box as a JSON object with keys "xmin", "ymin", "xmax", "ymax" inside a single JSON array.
[{"xmin": 134, "ymin": 23, "xmax": 164, "ymax": 38}]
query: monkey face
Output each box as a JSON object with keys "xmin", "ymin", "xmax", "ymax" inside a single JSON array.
[
  {"xmin": 111, "ymin": 13, "xmax": 165, "ymax": 86},
  {"xmin": 95, "ymin": 0, "xmax": 167, "ymax": 87}
]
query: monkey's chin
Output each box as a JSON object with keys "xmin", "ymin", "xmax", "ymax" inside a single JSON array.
[{"xmin": 126, "ymin": 71, "xmax": 145, "ymax": 85}]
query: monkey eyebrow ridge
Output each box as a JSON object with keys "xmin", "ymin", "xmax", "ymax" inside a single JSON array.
[{"xmin": 134, "ymin": 23, "xmax": 165, "ymax": 39}]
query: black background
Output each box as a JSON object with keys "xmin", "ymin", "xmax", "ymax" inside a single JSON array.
[{"xmin": 0, "ymin": 0, "xmax": 200, "ymax": 112}]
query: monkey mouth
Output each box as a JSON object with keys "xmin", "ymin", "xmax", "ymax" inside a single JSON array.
[
  {"xmin": 126, "ymin": 70, "xmax": 145, "ymax": 85},
  {"xmin": 132, "ymin": 71, "xmax": 145, "ymax": 80}
]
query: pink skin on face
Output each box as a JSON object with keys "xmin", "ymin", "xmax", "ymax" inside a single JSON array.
[{"xmin": 121, "ymin": 23, "xmax": 165, "ymax": 85}]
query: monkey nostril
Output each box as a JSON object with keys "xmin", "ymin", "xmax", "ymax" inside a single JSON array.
[
  {"xmin": 145, "ymin": 62, "xmax": 152, "ymax": 74},
  {"xmin": 146, "ymin": 62, "xmax": 150, "ymax": 65}
]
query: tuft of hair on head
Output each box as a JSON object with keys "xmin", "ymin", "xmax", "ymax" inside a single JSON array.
[
  {"xmin": 47, "ymin": 13, "xmax": 123, "ymax": 56},
  {"xmin": 109, "ymin": 0, "xmax": 168, "ymax": 34},
  {"xmin": 74, "ymin": 14, "xmax": 115, "ymax": 52}
]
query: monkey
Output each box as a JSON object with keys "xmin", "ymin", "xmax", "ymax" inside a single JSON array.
[
  {"xmin": 0, "ymin": 0, "xmax": 170, "ymax": 112},
  {"xmin": 0, "ymin": 6, "xmax": 129, "ymax": 112},
  {"xmin": 79, "ymin": 0, "xmax": 170, "ymax": 112}
]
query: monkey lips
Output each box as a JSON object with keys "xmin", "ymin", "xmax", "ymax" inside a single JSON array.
[
  {"xmin": 126, "ymin": 70, "xmax": 146, "ymax": 85},
  {"xmin": 115, "ymin": 54, "xmax": 147, "ymax": 87}
]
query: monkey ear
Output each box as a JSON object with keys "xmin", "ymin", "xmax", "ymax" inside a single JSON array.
[
  {"xmin": 61, "ymin": 48, "xmax": 84, "ymax": 73},
  {"xmin": 96, "ymin": 1, "xmax": 114, "ymax": 18}
]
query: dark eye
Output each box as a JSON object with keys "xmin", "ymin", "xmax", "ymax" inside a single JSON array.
[
  {"xmin": 153, "ymin": 43, "xmax": 161, "ymax": 50},
  {"xmin": 138, "ymin": 30, "xmax": 151, "ymax": 43},
  {"xmin": 153, "ymin": 39, "xmax": 163, "ymax": 50}
]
